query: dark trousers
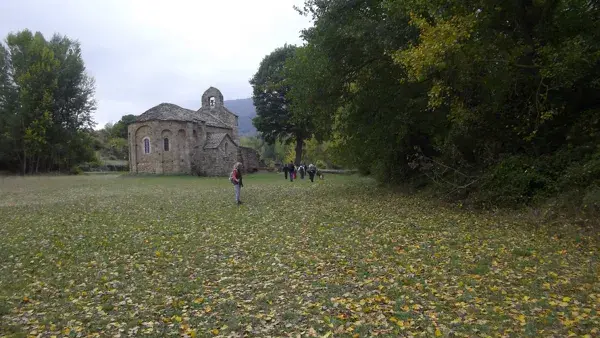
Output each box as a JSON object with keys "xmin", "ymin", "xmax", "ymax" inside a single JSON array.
[
  {"xmin": 300, "ymin": 171, "xmax": 305, "ymax": 179},
  {"xmin": 284, "ymin": 171, "xmax": 288, "ymax": 179},
  {"xmin": 308, "ymin": 172, "xmax": 315, "ymax": 182}
]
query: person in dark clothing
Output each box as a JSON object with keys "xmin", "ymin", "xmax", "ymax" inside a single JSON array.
[
  {"xmin": 307, "ymin": 163, "xmax": 316, "ymax": 182},
  {"xmin": 283, "ymin": 164, "xmax": 288, "ymax": 179},
  {"xmin": 288, "ymin": 162, "xmax": 295, "ymax": 182},
  {"xmin": 299, "ymin": 163, "xmax": 306, "ymax": 179}
]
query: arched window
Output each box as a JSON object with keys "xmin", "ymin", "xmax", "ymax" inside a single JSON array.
[
  {"xmin": 143, "ymin": 138, "xmax": 151, "ymax": 154},
  {"xmin": 224, "ymin": 141, "xmax": 228, "ymax": 152},
  {"xmin": 209, "ymin": 97, "xmax": 216, "ymax": 107},
  {"xmin": 163, "ymin": 138, "xmax": 169, "ymax": 151}
]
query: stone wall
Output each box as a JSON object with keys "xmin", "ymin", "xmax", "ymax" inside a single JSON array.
[
  {"xmin": 128, "ymin": 119, "xmax": 245, "ymax": 176},
  {"xmin": 128, "ymin": 120, "xmax": 200, "ymax": 174},
  {"xmin": 197, "ymin": 137, "xmax": 238, "ymax": 176},
  {"xmin": 239, "ymin": 146, "xmax": 260, "ymax": 173}
]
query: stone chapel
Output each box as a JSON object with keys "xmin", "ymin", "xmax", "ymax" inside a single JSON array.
[{"xmin": 127, "ymin": 87, "xmax": 259, "ymax": 175}]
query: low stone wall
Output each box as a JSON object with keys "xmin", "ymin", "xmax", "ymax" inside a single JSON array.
[
  {"xmin": 239, "ymin": 147, "xmax": 260, "ymax": 173},
  {"xmin": 320, "ymin": 169, "xmax": 358, "ymax": 175}
]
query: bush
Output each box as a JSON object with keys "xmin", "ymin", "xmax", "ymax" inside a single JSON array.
[
  {"xmin": 559, "ymin": 155, "xmax": 600, "ymax": 189},
  {"xmin": 476, "ymin": 156, "xmax": 551, "ymax": 207},
  {"xmin": 315, "ymin": 160, "xmax": 327, "ymax": 169},
  {"xmin": 69, "ymin": 166, "xmax": 84, "ymax": 175},
  {"xmin": 583, "ymin": 186, "xmax": 600, "ymax": 215}
]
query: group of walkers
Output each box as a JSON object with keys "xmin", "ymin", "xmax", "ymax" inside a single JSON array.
[
  {"xmin": 282, "ymin": 162, "xmax": 318, "ymax": 182},
  {"xmin": 229, "ymin": 161, "xmax": 321, "ymax": 206}
]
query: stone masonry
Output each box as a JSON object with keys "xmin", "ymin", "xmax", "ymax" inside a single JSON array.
[{"xmin": 128, "ymin": 87, "xmax": 259, "ymax": 176}]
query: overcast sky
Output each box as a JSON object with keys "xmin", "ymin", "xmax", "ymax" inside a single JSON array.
[{"xmin": 0, "ymin": 0, "xmax": 311, "ymax": 128}]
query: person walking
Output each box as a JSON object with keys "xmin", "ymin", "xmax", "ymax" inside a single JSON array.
[
  {"xmin": 283, "ymin": 163, "xmax": 289, "ymax": 180},
  {"xmin": 289, "ymin": 162, "xmax": 295, "ymax": 182},
  {"xmin": 230, "ymin": 162, "xmax": 244, "ymax": 205},
  {"xmin": 307, "ymin": 163, "xmax": 316, "ymax": 182},
  {"xmin": 299, "ymin": 163, "xmax": 306, "ymax": 179}
]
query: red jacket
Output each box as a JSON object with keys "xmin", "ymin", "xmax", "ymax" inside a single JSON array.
[{"xmin": 232, "ymin": 169, "xmax": 242, "ymax": 185}]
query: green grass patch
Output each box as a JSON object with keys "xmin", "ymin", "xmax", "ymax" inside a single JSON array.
[{"xmin": 0, "ymin": 173, "xmax": 598, "ymax": 336}]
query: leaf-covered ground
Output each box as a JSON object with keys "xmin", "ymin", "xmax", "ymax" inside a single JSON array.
[{"xmin": 0, "ymin": 174, "xmax": 598, "ymax": 337}]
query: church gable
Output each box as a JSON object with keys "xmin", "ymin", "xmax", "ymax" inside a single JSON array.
[{"xmin": 204, "ymin": 132, "xmax": 234, "ymax": 149}]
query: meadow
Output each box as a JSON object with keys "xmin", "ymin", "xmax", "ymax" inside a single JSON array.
[{"xmin": 0, "ymin": 173, "xmax": 598, "ymax": 337}]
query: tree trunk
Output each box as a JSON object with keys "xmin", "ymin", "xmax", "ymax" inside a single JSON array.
[
  {"xmin": 294, "ymin": 137, "xmax": 303, "ymax": 165},
  {"xmin": 21, "ymin": 150, "xmax": 27, "ymax": 175}
]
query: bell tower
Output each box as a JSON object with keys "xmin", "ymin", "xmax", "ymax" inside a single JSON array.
[{"xmin": 201, "ymin": 87, "xmax": 224, "ymax": 109}]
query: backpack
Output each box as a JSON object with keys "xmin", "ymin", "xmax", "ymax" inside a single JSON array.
[{"xmin": 229, "ymin": 169, "xmax": 236, "ymax": 184}]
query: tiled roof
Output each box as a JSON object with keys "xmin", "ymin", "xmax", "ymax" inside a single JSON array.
[
  {"xmin": 136, "ymin": 103, "xmax": 230, "ymax": 128},
  {"xmin": 204, "ymin": 133, "xmax": 228, "ymax": 149}
]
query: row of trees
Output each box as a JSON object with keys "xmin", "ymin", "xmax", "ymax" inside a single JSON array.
[
  {"xmin": 252, "ymin": 0, "xmax": 600, "ymax": 207},
  {"xmin": 240, "ymin": 135, "xmax": 336, "ymax": 169},
  {"xmin": 0, "ymin": 30, "xmax": 97, "ymax": 174}
]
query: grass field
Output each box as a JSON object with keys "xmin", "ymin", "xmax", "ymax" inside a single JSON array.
[{"xmin": 0, "ymin": 174, "xmax": 598, "ymax": 337}]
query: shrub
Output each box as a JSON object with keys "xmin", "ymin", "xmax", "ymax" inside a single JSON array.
[
  {"xmin": 582, "ymin": 186, "xmax": 600, "ymax": 215},
  {"xmin": 315, "ymin": 160, "xmax": 327, "ymax": 169},
  {"xmin": 559, "ymin": 155, "xmax": 600, "ymax": 190},
  {"xmin": 69, "ymin": 166, "xmax": 84, "ymax": 175},
  {"xmin": 477, "ymin": 156, "xmax": 550, "ymax": 207}
]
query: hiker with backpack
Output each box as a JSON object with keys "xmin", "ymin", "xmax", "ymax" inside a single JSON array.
[
  {"xmin": 299, "ymin": 163, "xmax": 306, "ymax": 179},
  {"xmin": 230, "ymin": 162, "xmax": 244, "ymax": 205},
  {"xmin": 307, "ymin": 163, "xmax": 317, "ymax": 182}
]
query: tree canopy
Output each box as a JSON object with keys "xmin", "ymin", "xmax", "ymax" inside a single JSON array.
[
  {"xmin": 261, "ymin": 0, "xmax": 600, "ymax": 209},
  {"xmin": 0, "ymin": 30, "xmax": 97, "ymax": 173},
  {"xmin": 250, "ymin": 44, "xmax": 318, "ymax": 165}
]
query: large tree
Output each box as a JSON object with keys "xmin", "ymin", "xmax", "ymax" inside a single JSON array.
[
  {"xmin": 250, "ymin": 44, "xmax": 312, "ymax": 165},
  {"xmin": 0, "ymin": 30, "xmax": 96, "ymax": 173},
  {"xmin": 290, "ymin": 0, "xmax": 600, "ymax": 206}
]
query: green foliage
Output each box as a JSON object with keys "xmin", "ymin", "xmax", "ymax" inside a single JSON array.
[
  {"xmin": 69, "ymin": 166, "xmax": 83, "ymax": 175},
  {"xmin": 582, "ymin": 186, "xmax": 600, "ymax": 214},
  {"xmin": 282, "ymin": 0, "xmax": 600, "ymax": 210},
  {"xmin": 108, "ymin": 114, "xmax": 136, "ymax": 139},
  {"xmin": 250, "ymin": 44, "xmax": 313, "ymax": 164},
  {"xmin": 0, "ymin": 29, "xmax": 97, "ymax": 173},
  {"xmin": 94, "ymin": 114, "xmax": 137, "ymax": 161},
  {"xmin": 0, "ymin": 175, "xmax": 598, "ymax": 336},
  {"xmin": 478, "ymin": 156, "xmax": 550, "ymax": 207},
  {"xmin": 240, "ymin": 135, "xmax": 290, "ymax": 165}
]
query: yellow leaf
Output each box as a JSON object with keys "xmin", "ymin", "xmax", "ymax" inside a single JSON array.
[
  {"xmin": 211, "ymin": 328, "xmax": 219, "ymax": 335},
  {"xmin": 435, "ymin": 328, "xmax": 442, "ymax": 336},
  {"xmin": 193, "ymin": 297, "xmax": 204, "ymax": 304},
  {"xmin": 562, "ymin": 296, "xmax": 571, "ymax": 302},
  {"xmin": 321, "ymin": 331, "xmax": 332, "ymax": 338},
  {"xmin": 174, "ymin": 315, "xmax": 182, "ymax": 322}
]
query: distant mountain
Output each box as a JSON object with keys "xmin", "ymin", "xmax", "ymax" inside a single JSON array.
[{"xmin": 224, "ymin": 98, "xmax": 257, "ymax": 136}]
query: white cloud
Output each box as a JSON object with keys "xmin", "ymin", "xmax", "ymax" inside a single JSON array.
[{"xmin": 0, "ymin": 0, "xmax": 311, "ymax": 128}]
